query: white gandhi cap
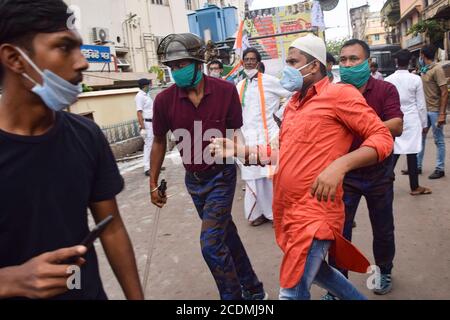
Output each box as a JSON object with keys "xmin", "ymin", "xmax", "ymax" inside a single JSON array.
[{"xmin": 289, "ymin": 33, "xmax": 327, "ymax": 67}]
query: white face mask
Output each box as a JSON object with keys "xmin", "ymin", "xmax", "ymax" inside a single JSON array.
[
  {"xmin": 210, "ymin": 70, "xmax": 222, "ymax": 78},
  {"xmin": 16, "ymin": 47, "xmax": 82, "ymax": 112},
  {"xmin": 244, "ymin": 69, "xmax": 258, "ymax": 79}
]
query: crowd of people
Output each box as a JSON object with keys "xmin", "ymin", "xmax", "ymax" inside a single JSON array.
[
  {"xmin": 0, "ymin": 0, "xmax": 447, "ymax": 301},
  {"xmin": 149, "ymin": 30, "xmax": 447, "ymax": 300}
]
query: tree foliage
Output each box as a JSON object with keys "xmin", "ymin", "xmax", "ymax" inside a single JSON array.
[
  {"xmin": 408, "ymin": 19, "xmax": 447, "ymax": 45},
  {"xmin": 149, "ymin": 65, "xmax": 165, "ymax": 85},
  {"xmin": 326, "ymin": 38, "xmax": 349, "ymax": 58}
]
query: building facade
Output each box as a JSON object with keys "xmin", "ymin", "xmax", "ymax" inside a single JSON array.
[
  {"xmin": 65, "ymin": 0, "xmax": 193, "ymax": 75},
  {"xmin": 398, "ymin": 0, "xmax": 425, "ymax": 53},
  {"xmin": 422, "ymin": 0, "xmax": 450, "ymax": 60},
  {"xmin": 350, "ymin": 4, "xmax": 370, "ymax": 40},
  {"xmin": 381, "ymin": 0, "xmax": 401, "ymax": 44},
  {"xmin": 381, "ymin": 0, "xmax": 449, "ymax": 60},
  {"xmin": 64, "ymin": 0, "xmax": 244, "ymax": 76},
  {"xmin": 365, "ymin": 12, "xmax": 387, "ymax": 45}
]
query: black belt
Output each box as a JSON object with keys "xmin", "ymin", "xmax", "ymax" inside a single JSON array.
[
  {"xmin": 188, "ymin": 165, "xmax": 227, "ymax": 180},
  {"xmin": 144, "ymin": 118, "xmax": 152, "ymax": 122}
]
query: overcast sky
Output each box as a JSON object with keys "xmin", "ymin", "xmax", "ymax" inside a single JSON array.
[{"xmin": 248, "ymin": 0, "xmax": 387, "ymax": 40}]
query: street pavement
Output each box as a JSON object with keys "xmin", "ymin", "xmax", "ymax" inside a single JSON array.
[{"xmin": 95, "ymin": 130, "xmax": 450, "ymax": 300}]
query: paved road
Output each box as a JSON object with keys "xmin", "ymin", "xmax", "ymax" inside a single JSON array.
[{"xmin": 96, "ymin": 131, "xmax": 450, "ymax": 300}]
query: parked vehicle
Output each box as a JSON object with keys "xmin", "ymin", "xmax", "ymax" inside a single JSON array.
[{"xmin": 369, "ymin": 44, "xmax": 401, "ymax": 77}]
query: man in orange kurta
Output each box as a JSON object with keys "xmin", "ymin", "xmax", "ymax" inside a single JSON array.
[{"xmin": 273, "ymin": 34, "xmax": 394, "ymax": 300}]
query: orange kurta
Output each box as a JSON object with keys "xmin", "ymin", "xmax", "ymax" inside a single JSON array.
[{"xmin": 273, "ymin": 77, "xmax": 393, "ymax": 289}]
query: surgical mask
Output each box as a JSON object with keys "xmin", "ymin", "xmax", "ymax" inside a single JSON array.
[
  {"xmin": 16, "ymin": 47, "xmax": 82, "ymax": 112},
  {"xmin": 210, "ymin": 70, "xmax": 222, "ymax": 78},
  {"xmin": 172, "ymin": 63, "xmax": 203, "ymax": 88},
  {"xmin": 419, "ymin": 57, "xmax": 425, "ymax": 67},
  {"xmin": 280, "ymin": 61, "xmax": 313, "ymax": 92},
  {"xmin": 339, "ymin": 59, "xmax": 371, "ymax": 88},
  {"xmin": 418, "ymin": 57, "xmax": 430, "ymax": 74},
  {"xmin": 244, "ymin": 69, "xmax": 258, "ymax": 79}
]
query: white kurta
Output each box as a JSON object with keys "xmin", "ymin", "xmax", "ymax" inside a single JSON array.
[
  {"xmin": 237, "ymin": 73, "xmax": 291, "ymax": 221},
  {"xmin": 236, "ymin": 73, "xmax": 292, "ymax": 180},
  {"xmin": 244, "ymin": 178, "xmax": 274, "ymax": 221},
  {"xmin": 135, "ymin": 90, "xmax": 154, "ymax": 171},
  {"xmin": 385, "ymin": 70, "xmax": 428, "ymax": 154}
]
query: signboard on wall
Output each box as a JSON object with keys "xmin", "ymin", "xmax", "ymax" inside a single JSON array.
[
  {"xmin": 81, "ymin": 45, "xmax": 112, "ymax": 63},
  {"xmin": 243, "ymin": 1, "xmax": 315, "ymax": 61}
]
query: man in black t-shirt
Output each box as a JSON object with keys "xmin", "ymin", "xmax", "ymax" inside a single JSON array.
[{"xmin": 0, "ymin": 0, "xmax": 143, "ymax": 300}]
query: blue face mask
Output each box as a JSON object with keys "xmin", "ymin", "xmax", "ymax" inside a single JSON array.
[
  {"xmin": 16, "ymin": 47, "xmax": 82, "ymax": 112},
  {"xmin": 419, "ymin": 57, "xmax": 425, "ymax": 67},
  {"xmin": 280, "ymin": 61, "xmax": 313, "ymax": 92},
  {"xmin": 419, "ymin": 57, "xmax": 430, "ymax": 74},
  {"xmin": 171, "ymin": 63, "xmax": 203, "ymax": 88}
]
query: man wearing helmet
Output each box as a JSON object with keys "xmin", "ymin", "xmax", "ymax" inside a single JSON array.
[{"xmin": 149, "ymin": 33, "xmax": 267, "ymax": 300}]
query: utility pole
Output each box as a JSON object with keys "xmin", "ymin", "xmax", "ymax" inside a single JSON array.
[{"xmin": 346, "ymin": 0, "xmax": 351, "ymax": 38}]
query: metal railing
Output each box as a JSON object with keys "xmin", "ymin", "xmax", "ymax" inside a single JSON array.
[
  {"xmin": 102, "ymin": 120, "xmax": 140, "ymax": 144},
  {"xmin": 102, "ymin": 119, "xmax": 177, "ymax": 152}
]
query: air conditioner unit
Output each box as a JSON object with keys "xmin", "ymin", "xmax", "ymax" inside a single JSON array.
[{"xmin": 92, "ymin": 27, "xmax": 110, "ymax": 43}]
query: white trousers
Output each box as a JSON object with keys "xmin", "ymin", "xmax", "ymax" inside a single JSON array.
[
  {"xmin": 144, "ymin": 121, "xmax": 154, "ymax": 172},
  {"xmin": 244, "ymin": 178, "xmax": 273, "ymax": 221}
]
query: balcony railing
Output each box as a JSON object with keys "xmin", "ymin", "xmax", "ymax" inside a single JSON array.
[{"xmin": 406, "ymin": 33, "xmax": 424, "ymax": 48}]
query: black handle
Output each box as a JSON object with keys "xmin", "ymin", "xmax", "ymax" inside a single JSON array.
[{"xmin": 158, "ymin": 179, "xmax": 167, "ymax": 197}]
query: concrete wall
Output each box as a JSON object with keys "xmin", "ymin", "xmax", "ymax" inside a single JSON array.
[
  {"xmin": 69, "ymin": 86, "xmax": 168, "ymax": 127},
  {"xmin": 350, "ymin": 5, "xmax": 370, "ymax": 40},
  {"xmin": 110, "ymin": 137, "xmax": 144, "ymax": 159},
  {"xmin": 69, "ymin": 88, "xmax": 140, "ymax": 127},
  {"xmin": 148, "ymin": 0, "xmax": 189, "ymax": 36},
  {"xmin": 400, "ymin": 0, "xmax": 421, "ymax": 15}
]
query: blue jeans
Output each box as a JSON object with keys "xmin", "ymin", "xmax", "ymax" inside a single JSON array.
[
  {"xmin": 185, "ymin": 165, "xmax": 264, "ymax": 300},
  {"xmin": 418, "ymin": 111, "xmax": 446, "ymax": 171},
  {"xmin": 279, "ymin": 240, "xmax": 367, "ymax": 300}
]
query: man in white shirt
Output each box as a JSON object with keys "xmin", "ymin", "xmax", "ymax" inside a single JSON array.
[
  {"xmin": 370, "ymin": 62, "xmax": 384, "ymax": 80},
  {"xmin": 208, "ymin": 60, "xmax": 224, "ymax": 78},
  {"xmin": 135, "ymin": 78, "xmax": 155, "ymax": 176},
  {"xmin": 237, "ymin": 48, "xmax": 292, "ymax": 226},
  {"xmin": 385, "ymin": 49, "xmax": 431, "ymax": 195},
  {"xmin": 326, "ymin": 52, "xmax": 340, "ymax": 83}
]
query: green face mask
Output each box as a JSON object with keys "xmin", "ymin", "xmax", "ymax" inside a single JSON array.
[
  {"xmin": 171, "ymin": 63, "xmax": 203, "ymax": 88},
  {"xmin": 339, "ymin": 59, "xmax": 371, "ymax": 88}
]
